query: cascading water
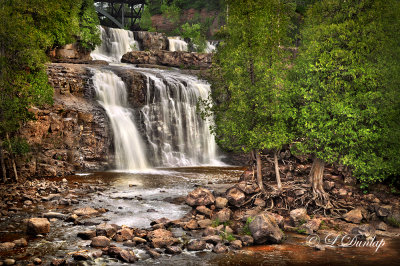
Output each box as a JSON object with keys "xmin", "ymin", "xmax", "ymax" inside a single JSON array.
[
  {"xmin": 91, "ymin": 26, "xmax": 139, "ymax": 62},
  {"xmin": 92, "ymin": 69, "xmax": 149, "ymax": 170},
  {"xmin": 168, "ymin": 37, "xmax": 188, "ymax": 52},
  {"xmin": 137, "ymin": 69, "xmax": 219, "ymax": 167}
]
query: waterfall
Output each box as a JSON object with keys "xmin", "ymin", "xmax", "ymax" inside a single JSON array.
[
  {"xmin": 205, "ymin": 41, "xmax": 218, "ymax": 53},
  {"xmin": 91, "ymin": 26, "xmax": 139, "ymax": 62},
  {"xmin": 168, "ymin": 37, "xmax": 188, "ymax": 52},
  {"xmin": 137, "ymin": 69, "xmax": 219, "ymax": 167},
  {"xmin": 92, "ymin": 69, "xmax": 149, "ymax": 170}
]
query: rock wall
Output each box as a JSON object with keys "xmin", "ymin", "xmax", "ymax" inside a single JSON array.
[{"xmin": 15, "ymin": 63, "xmax": 113, "ymax": 178}]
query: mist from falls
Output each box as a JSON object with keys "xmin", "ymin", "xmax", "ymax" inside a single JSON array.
[
  {"xmin": 91, "ymin": 27, "xmax": 220, "ymax": 169},
  {"xmin": 92, "ymin": 69, "xmax": 149, "ymax": 170}
]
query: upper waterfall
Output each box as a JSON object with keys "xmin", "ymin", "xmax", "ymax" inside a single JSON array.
[{"xmin": 91, "ymin": 26, "xmax": 139, "ymax": 62}]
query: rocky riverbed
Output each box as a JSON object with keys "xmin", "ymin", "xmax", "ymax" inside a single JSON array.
[{"xmin": 1, "ymin": 166, "xmax": 400, "ymax": 265}]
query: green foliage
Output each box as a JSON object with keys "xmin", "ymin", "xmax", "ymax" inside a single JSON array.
[
  {"xmin": 78, "ymin": 0, "xmax": 101, "ymax": 50},
  {"xmin": 220, "ymin": 230, "xmax": 236, "ymax": 242},
  {"xmin": 3, "ymin": 138, "xmax": 30, "ymax": 156},
  {"xmin": 387, "ymin": 217, "xmax": 400, "ymax": 228},
  {"xmin": 140, "ymin": 5, "xmax": 156, "ymax": 31},
  {"xmin": 202, "ymin": 0, "xmax": 296, "ymax": 155},
  {"xmin": 212, "ymin": 218, "xmax": 221, "ymax": 227},
  {"xmin": 242, "ymin": 216, "xmax": 255, "ymax": 235},
  {"xmin": 296, "ymin": 228, "xmax": 306, "ymax": 234},
  {"xmin": 290, "ymin": 0, "xmax": 400, "ymax": 185},
  {"xmin": 180, "ymin": 23, "xmax": 207, "ymax": 52},
  {"xmin": 161, "ymin": 1, "xmax": 181, "ymax": 25}
]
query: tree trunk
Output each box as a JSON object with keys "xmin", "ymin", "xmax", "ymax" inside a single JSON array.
[
  {"xmin": 255, "ymin": 149, "xmax": 265, "ymax": 192},
  {"xmin": 274, "ymin": 150, "xmax": 282, "ymax": 190},
  {"xmin": 6, "ymin": 133, "xmax": 18, "ymax": 182},
  {"xmin": 0, "ymin": 141, "xmax": 7, "ymax": 183},
  {"xmin": 309, "ymin": 157, "xmax": 327, "ymax": 202}
]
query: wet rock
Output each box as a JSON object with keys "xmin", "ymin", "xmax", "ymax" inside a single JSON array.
[
  {"xmin": 230, "ymin": 239, "xmax": 242, "ymax": 249},
  {"xmin": 203, "ymin": 226, "xmax": 217, "ymax": 236},
  {"xmin": 165, "ymin": 245, "xmax": 182, "ymax": 255},
  {"xmin": 343, "ymin": 208, "xmax": 363, "ymax": 224},
  {"xmin": 91, "ymin": 236, "xmax": 110, "ymax": 247},
  {"xmin": 118, "ymin": 249, "xmax": 137, "ymax": 263},
  {"xmin": 77, "ymin": 230, "xmax": 96, "ymax": 240},
  {"xmin": 226, "ymin": 187, "xmax": 246, "ymax": 207},
  {"xmin": 184, "ymin": 219, "xmax": 199, "ymax": 230},
  {"xmin": 290, "ymin": 208, "xmax": 310, "ymax": 226},
  {"xmin": 96, "ymin": 223, "xmax": 117, "ymax": 238},
  {"xmin": 66, "ymin": 214, "xmax": 79, "ymax": 223},
  {"xmin": 147, "ymin": 229, "xmax": 178, "ymax": 248},
  {"xmin": 72, "ymin": 253, "xmax": 89, "ymax": 261},
  {"xmin": 3, "ymin": 259, "xmax": 15, "ymax": 265},
  {"xmin": 0, "ymin": 242, "xmax": 15, "ymax": 251},
  {"xmin": 198, "ymin": 219, "xmax": 212, "ymax": 229},
  {"xmin": 376, "ymin": 205, "xmax": 392, "ymax": 217},
  {"xmin": 27, "ymin": 218, "xmax": 50, "ymax": 235},
  {"xmin": 300, "ymin": 219, "xmax": 321, "ymax": 234},
  {"xmin": 351, "ymin": 224, "xmax": 376, "ymax": 240},
  {"xmin": 145, "ymin": 247, "xmax": 161, "ymax": 259},
  {"xmin": 216, "ymin": 208, "xmax": 232, "ymax": 223},
  {"xmin": 186, "ymin": 187, "xmax": 215, "ymax": 206},
  {"xmin": 196, "ymin": 206, "xmax": 212, "ymax": 217},
  {"xmin": 213, "ymin": 243, "xmax": 229, "ymax": 253},
  {"xmin": 215, "ymin": 197, "xmax": 228, "ymax": 209},
  {"xmin": 73, "ymin": 207, "xmax": 99, "ymax": 217},
  {"xmin": 133, "ymin": 237, "xmax": 147, "ymax": 244},
  {"xmin": 249, "ymin": 213, "xmax": 283, "ymax": 244},
  {"xmin": 116, "ymin": 227, "xmax": 133, "ymax": 241},
  {"xmin": 13, "ymin": 238, "xmax": 28, "ymax": 247},
  {"xmin": 376, "ymin": 221, "xmax": 388, "ymax": 231},
  {"xmin": 187, "ymin": 240, "xmax": 207, "ymax": 251},
  {"xmin": 43, "ymin": 212, "xmax": 66, "ymax": 220},
  {"xmin": 254, "ymin": 198, "xmax": 266, "ymax": 207}
]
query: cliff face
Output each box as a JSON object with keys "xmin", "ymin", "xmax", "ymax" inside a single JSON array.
[{"xmin": 16, "ymin": 63, "xmax": 113, "ymax": 178}]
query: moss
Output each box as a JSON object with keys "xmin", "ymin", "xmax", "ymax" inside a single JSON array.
[{"xmin": 387, "ymin": 217, "xmax": 400, "ymax": 228}]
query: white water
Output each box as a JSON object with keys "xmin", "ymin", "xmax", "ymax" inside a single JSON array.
[
  {"xmin": 137, "ymin": 68, "xmax": 219, "ymax": 167},
  {"xmin": 205, "ymin": 41, "xmax": 217, "ymax": 53},
  {"xmin": 91, "ymin": 26, "xmax": 139, "ymax": 62},
  {"xmin": 168, "ymin": 37, "xmax": 188, "ymax": 52},
  {"xmin": 92, "ymin": 69, "xmax": 149, "ymax": 170}
]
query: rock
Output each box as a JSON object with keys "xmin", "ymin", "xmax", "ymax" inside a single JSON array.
[
  {"xmin": 216, "ymin": 208, "xmax": 232, "ymax": 223},
  {"xmin": 122, "ymin": 50, "xmax": 212, "ymax": 70},
  {"xmin": 236, "ymin": 181, "xmax": 259, "ymax": 194},
  {"xmin": 51, "ymin": 259, "xmax": 66, "ymax": 266},
  {"xmin": 376, "ymin": 205, "xmax": 392, "ymax": 217},
  {"xmin": 249, "ymin": 213, "xmax": 284, "ymax": 244},
  {"xmin": 165, "ymin": 245, "xmax": 182, "ymax": 255},
  {"xmin": 351, "ymin": 224, "xmax": 376, "ymax": 240},
  {"xmin": 215, "ymin": 197, "xmax": 228, "ymax": 209},
  {"xmin": 133, "ymin": 237, "xmax": 147, "ymax": 244},
  {"xmin": 73, "ymin": 207, "xmax": 99, "ymax": 217},
  {"xmin": 27, "ymin": 218, "xmax": 50, "ymax": 235},
  {"xmin": 116, "ymin": 227, "xmax": 133, "ymax": 241},
  {"xmin": 343, "ymin": 208, "xmax": 363, "ymax": 224},
  {"xmin": 147, "ymin": 229, "xmax": 178, "ymax": 248},
  {"xmin": 240, "ymin": 235, "xmax": 254, "ymax": 246},
  {"xmin": 145, "ymin": 248, "xmax": 161, "ymax": 259},
  {"xmin": 323, "ymin": 181, "xmax": 335, "ymax": 191},
  {"xmin": 41, "ymin": 194, "xmax": 60, "ymax": 201},
  {"xmin": 3, "ymin": 259, "xmax": 15, "ymax": 265},
  {"xmin": 230, "ymin": 239, "xmax": 242, "ymax": 249},
  {"xmin": 254, "ymin": 198, "xmax": 266, "ymax": 207},
  {"xmin": 133, "ymin": 31, "xmax": 168, "ymax": 51},
  {"xmin": 186, "ymin": 187, "xmax": 215, "ymax": 206},
  {"xmin": 66, "ymin": 214, "xmax": 79, "ymax": 223},
  {"xmin": 203, "ymin": 226, "xmax": 217, "ymax": 236},
  {"xmin": 376, "ymin": 221, "xmax": 388, "ymax": 231},
  {"xmin": 213, "ymin": 243, "xmax": 229, "ymax": 253},
  {"xmin": 187, "ymin": 240, "xmax": 207, "ymax": 251},
  {"xmin": 300, "ymin": 219, "xmax": 321, "ymax": 234},
  {"xmin": 77, "ymin": 230, "xmax": 96, "ymax": 240},
  {"xmin": 198, "ymin": 219, "xmax": 212, "ymax": 229},
  {"xmin": 72, "ymin": 253, "xmax": 89, "ymax": 261},
  {"xmin": 184, "ymin": 219, "xmax": 199, "ymax": 230},
  {"xmin": 226, "ymin": 187, "xmax": 246, "ymax": 207},
  {"xmin": 314, "ymin": 244, "xmax": 326, "ymax": 251},
  {"xmin": 338, "ymin": 188, "xmax": 347, "ymax": 197},
  {"xmin": 96, "ymin": 223, "xmax": 117, "ymax": 238},
  {"xmin": 225, "ymin": 226, "xmax": 234, "ymax": 235},
  {"xmin": 0, "ymin": 242, "xmax": 15, "ymax": 251},
  {"xmin": 202, "ymin": 235, "xmax": 222, "ymax": 245},
  {"xmin": 13, "ymin": 238, "xmax": 28, "ymax": 247},
  {"xmin": 43, "ymin": 212, "xmax": 66, "ymax": 220},
  {"xmin": 91, "ymin": 250, "xmax": 103, "ymax": 258},
  {"xmin": 290, "ymin": 208, "xmax": 310, "ymax": 226},
  {"xmin": 91, "ymin": 236, "xmax": 110, "ymax": 247},
  {"xmin": 118, "ymin": 249, "xmax": 137, "ymax": 263},
  {"xmin": 196, "ymin": 206, "xmax": 213, "ymax": 217}
]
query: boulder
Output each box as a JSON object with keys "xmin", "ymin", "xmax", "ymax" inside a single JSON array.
[
  {"xmin": 186, "ymin": 187, "xmax": 215, "ymax": 206},
  {"xmin": 27, "ymin": 218, "xmax": 50, "ymax": 235},
  {"xmin": 198, "ymin": 219, "xmax": 212, "ymax": 229},
  {"xmin": 226, "ymin": 187, "xmax": 246, "ymax": 207},
  {"xmin": 343, "ymin": 208, "xmax": 363, "ymax": 224},
  {"xmin": 202, "ymin": 235, "xmax": 222, "ymax": 245},
  {"xmin": 289, "ymin": 208, "xmax": 310, "ymax": 226},
  {"xmin": 184, "ymin": 219, "xmax": 199, "ymax": 230},
  {"xmin": 239, "ymin": 235, "xmax": 254, "ymax": 246},
  {"xmin": 116, "ymin": 227, "xmax": 133, "ymax": 241},
  {"xmin": 196, "ymin": 206, "xmax": 213, "ymax": 217},
  {"xmin": 213, "ymin": 243, "xmax": 229, "ymax": 253},
  {"xmin": 249, "ymin": 213, "xmax": 284, "ymax": 244},
  {"xmin": 77, "ymin": 230, "xmax": 96, "ymax": 240},
  {"xmin": 187, "ymin": 240, "xmax": 207, "ymax": 251},
  {"xmin": 147, "ymin": 229, "xmax": 178, "ymax": 248},
  {"xmin": 351, "ymin": 224, "xmax": 376, "ymax": 240},
  {"xmin": 230, "ymin": 239, "xmax": 243, "ymax": 249},
  {"xmin": 215, "ymin": 197, "xmax": 228, "ymax": 209},
  {"xmin": 91, "ymin": 236, "xmax": 110, "ymax": 247},
  {"xmin": 376, "ymin": 205, "xmax": 392, "ymax": 217},
  {"xmin": 165, "ymin": 245, "xmax": 182, "ymax": 255},
  {"xmin": 215, "ymin": 208, "xmax": 232, "ymax": 223},
  {"xmin": 236, "ymin": 181, "xmax": 259, "ymax": 194},
  {"xmin": 300, "ymin": 218, "xmax": 321, "ymax": 234},
  {"xmin": 96, "ymin": 223, "xmax": 117, "ymax": 238},
  {"xmin": 203, "ymin": 226, "xmax": 217, "ymax": 236}
]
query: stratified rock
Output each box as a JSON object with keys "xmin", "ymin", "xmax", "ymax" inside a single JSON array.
[
  {"xmin": 187, "ymin": 240, "xmax": 206, "ymax": 251},
  {"xmin": 213, "ymin": 243, "xmax": 229, "ymax": 253},
  {"xmin": 186, "ymin": 187, "xmax": 215, "ymax": 207},
  {"xmin": 343, "ymin": 208, "xmax": 363, "ymax": 224},
  {"xmin": 91, "ymin": 236, "xmax": 110, "ymax": 247},
  {"xmin": 215, "ymin": 197, "xmax": 228, "ymax": 209},
  {"xmin": 147, "ymin": 229, "xmax": 178, "ymax": 248},
  {"xmin": 290, "ymin": 208, "xmax": 310, "ymax": 226},
  {"xmin": 216, "ymin": 208, "xmax": 232, "ymax": 223},
  {"xmin": 226, "ymin": 187, "xmax": 246, "ymax": 207},
  {"xmin": 27, "ymin": 218, "xmax": 50, "ymax": 235},
  {"xmin": 249, "ymin": 213, "xmax": 284, "ymax": 244}
]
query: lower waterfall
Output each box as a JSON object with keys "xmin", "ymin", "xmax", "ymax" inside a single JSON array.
[{"xmin": 92, "ymin": 69, "xmax": 149, "ymax": 170}]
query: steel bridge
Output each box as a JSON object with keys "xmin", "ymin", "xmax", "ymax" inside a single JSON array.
[{"xmin": 94, "ymin": 0, "xmax": 146, "ymax": 29}]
